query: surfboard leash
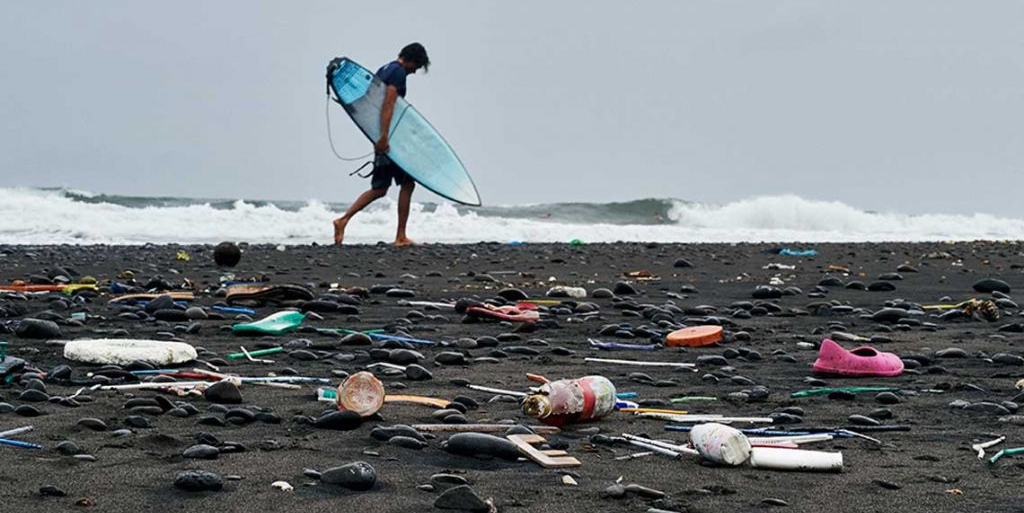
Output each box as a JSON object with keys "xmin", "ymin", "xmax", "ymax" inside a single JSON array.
[{"xmin": 325, "ymin": 96, "xmax": 375, "ymax": 162}]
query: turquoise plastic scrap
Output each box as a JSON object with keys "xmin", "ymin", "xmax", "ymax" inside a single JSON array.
[
  {"xmin": 232, "ymin": 311, "xmax": 305, "ymax": 336},
  {"xmin": 989, "ymin": 447, "xmax": 1024, "ymax": 466},
  {"xmin": 779, "ymin": 248, "xmax": 817, "ymax": 256}
]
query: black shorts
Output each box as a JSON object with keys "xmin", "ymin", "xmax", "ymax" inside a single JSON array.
[{"xmin": 370, "ymin": 154, "xmax": 411, "ymax": 190}]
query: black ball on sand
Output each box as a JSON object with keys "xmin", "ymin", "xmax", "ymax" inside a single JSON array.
[{"xmin": 214, "ymin": 242, "xmax": 241, "ymax": 267}]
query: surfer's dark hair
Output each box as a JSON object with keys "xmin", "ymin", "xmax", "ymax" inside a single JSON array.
[{"xmin": 400, "ymin": 42, "xmax": 430, "ymax": 72}]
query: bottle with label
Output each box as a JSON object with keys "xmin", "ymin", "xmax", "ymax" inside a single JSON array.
[
  {"xmin": 689, "ymin": 423, "xmax": 752, "ymax": 466},
  {"xmin": 522, "ymin": 376, "xmax": 617, "ymax": 426}
]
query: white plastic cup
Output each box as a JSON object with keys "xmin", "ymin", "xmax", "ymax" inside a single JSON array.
[
  {"xmin": 689, "ymin": 423, "xmax": 752, "ymax": 466},
  {"xmin": 748, "ymin": 447, "xmax": 843, "ymax": 472}
]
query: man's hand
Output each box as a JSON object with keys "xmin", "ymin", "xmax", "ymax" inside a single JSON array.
[{"xmin": 374, "ymin": 136, "xmax": 390, "ymax": 155}]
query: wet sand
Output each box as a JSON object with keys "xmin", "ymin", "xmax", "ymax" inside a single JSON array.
[{"xmin": 0, "ymin": 241, "xmax": 1022, "ymax": 512}]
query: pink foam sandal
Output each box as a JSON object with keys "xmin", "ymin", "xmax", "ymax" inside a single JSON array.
[{"xmin": 812, "ymin": 339, "xmax": 904, "ymax": 377}]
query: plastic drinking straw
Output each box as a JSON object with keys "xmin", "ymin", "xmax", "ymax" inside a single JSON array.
[
  {"xmin": 0, "ymin": 426, "xmax": 33, "ymax": 438},
  {"xmin": 0, "ymin": 438, "xmax": 42, "ymax": 449},
  {"xmin": 584, "ymin": 357, "xmax": 695, "ymax": 368},
  {"xmin": 670, "ymin": 396, "xmax": 717, "ymax": 403},
  {"xmin": 664, "ymin": 426, "xmax": 855, "ymax": 438},
  {"xmin": 320, "ymin": 328, "xmax": 432, "ymax": 345},
  {"xmin": 213, "ymin": 305, "xmax": 257, "ymax": 315},
  {"xmin": 588, "ymin": 338, "xmax": 658, "ymax": 351},
  {"xmin": 790, "ymin": 387, "xmax": 898, "ymax": 398},
  {"xmin": 989, "ymin": 447, "xmax": 1024, "ymax": 465},
  {"xmin": 226, "ymin": 347, "xmax": 284, "ymax": 360}
]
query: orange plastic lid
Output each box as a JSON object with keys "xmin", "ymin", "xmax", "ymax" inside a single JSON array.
[
  {"xmin": 337, "ymin": 371, "xmax": 385, "ymax": 417},
  {"xmin": 666, "ymin": 325, "xmax": 724, "ymax": 347}
]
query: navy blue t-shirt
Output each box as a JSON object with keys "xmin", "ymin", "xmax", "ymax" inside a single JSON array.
[{"xmin": 376, "ymin": 61, "xmax": 407, "ymax": 97}]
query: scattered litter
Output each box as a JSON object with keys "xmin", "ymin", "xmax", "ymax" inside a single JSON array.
[
  {"xmin": 232, "ymin": 311, "xmax": 305, "ymax": 336},
  {"xmin": 776, "ymin": 248, "xmax": 817, "ymax": 256},
  {"xmin": 988, "ymin": 447, "xmax": 1024, "ymax": 465},
  {"xmin": 336, "ymin": 372, "xmax": 385, "ymax": 417},
  {"xmin": 63, "ymin": 339, "xmax": 198, "ymax": 366},
  {"xmin": 546, "ymin": 286, "xmax": 587, "ymax": 298},
  {"xmin": 588, "ymin": 338, "xmax": 658, "ymax": 351},
  {"xmin": 212, "ymin": 305, "xmax": 256, "ymax": 315},
  {"xmin": 410, "ymin": 424, "xmax": 560, "ymax": 435},
  {"xmin": 383, "ymin": 395, "xmax": 453, "ymax": 409},
  {"xmin": 791, "ymin": 387, "xmax": 899, "ymax": 398},
  {"xmin": 972, "ymin": 435, "xmax": 1005, "ymax": 459},
  {"xmin": 507, "ymin": 434, "xmax": 581, "ymax": 468},
  {"xmin": 665, "ymin": 326, "xmax": 723, "ymax": 348},
  {"xmin": 584, "ymin": 358, "xmax": 696, "ymax": 369},
  {"xmin": 0, "ymin": 425, "xmax": 34, "ymax": 438},
  {"xmin": 614, "ymin": 452, "xmax": 654, "ymax": 461},
  {"xmin": 669, "ymin": 396, "xmax": 717, "ymax": 403},
  {"xmin": 271, "ymin": 481, "xmax": 294, "ymax": 492},
  {"xmin": 226, "ymin": 346, "xmax": 283, "ymax": 361},
  {"xmin": 522, "ymin": 375, "xmax": 617, "ymax": 425},
  {"xmin": 637, "ymin": 413, "xmax": 774, "ymax": 424},
  {"xmin": 0, "ymin": 438, "xmax": 43, "ymax": 449}
]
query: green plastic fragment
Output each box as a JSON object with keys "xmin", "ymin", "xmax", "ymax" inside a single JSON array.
[
  {"xmin": 226, "ymin": 346, "xmax": 285, "ymax": 360},
  {"xmin": 790, "ymin": 386, "xmax": 899, "ymax": 398},
  {"xmin": 989, "ymin": 447, "xmax": 1024, "ymax": 466},
  {"xmin": 231, "ymin": 311, "xmax": 305, "ymax": 336}
]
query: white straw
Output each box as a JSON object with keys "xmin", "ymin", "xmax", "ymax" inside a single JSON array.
[{"xmin": 585, "ymin": 357, "xmax": 695, "ymax": 368}]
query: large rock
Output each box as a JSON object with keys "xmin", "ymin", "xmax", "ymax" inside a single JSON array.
[
  {"xmin": 974, "ymin": 279, "xmax": 1011, "ymax": 294},
  {"xmin": 174, "ymin": 470, "xmax": 223, "ymax": 492},
  {"xmin": 434, "ymin": 485, "xmax": 490, "ymax": 512},
  {"xmin": 16, "ymin": 319, "xmax": 62, "ymax": 339},
  {"xmin": 442, "ymin": 433, "xmax": 520, "ymax": 460},
  {"xmin": 203, "ymin": 380, "xmax": 243, "ymax": 404}
]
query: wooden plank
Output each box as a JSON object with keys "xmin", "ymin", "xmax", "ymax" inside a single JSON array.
[{"xmin": 507, "ymin": 434, "xmax": 581, "ymax": 468}]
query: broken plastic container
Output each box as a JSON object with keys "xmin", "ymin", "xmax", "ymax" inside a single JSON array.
[
  {"xmin": 689, "ymin": 422, "xmax": 752, "ymax": 466},
  {"xmin": 522, "ymin": 376, "xmax": 617, "ymax": 426},
  {"xmin": 337, "ymin": 371, "xmax": 385, "ymax": 417}
]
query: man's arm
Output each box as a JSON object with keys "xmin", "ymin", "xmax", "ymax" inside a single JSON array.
[{"xmin": 375, "ymin": 85, "xmax": 399, "ymax": 154}]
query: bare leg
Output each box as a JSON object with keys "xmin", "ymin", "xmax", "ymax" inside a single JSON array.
[
  {"xmin": 395, "ymin": 180, "xmax": 416, "ymax": 246},
  {"xmin": 333, "ymin": 188, "xmax": 387, "ymax": 244}
]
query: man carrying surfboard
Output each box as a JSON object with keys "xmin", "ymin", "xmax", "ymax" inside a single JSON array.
[{"xmin": 333, "ymin": 43, "xmax": 430, "ymax": 246}]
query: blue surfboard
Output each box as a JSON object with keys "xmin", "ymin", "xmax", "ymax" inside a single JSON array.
[{"xmin": 328, "ymin": 57, "xmax": 481, "ymax": 206}]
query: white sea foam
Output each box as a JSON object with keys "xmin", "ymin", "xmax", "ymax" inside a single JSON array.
[{"xmin": 0, "ymin": 188, "xmax": 1021, "ymax": 245}]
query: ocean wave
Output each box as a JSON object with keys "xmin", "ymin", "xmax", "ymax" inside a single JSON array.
[{"xmin": 0, "ymin": 187, "xmax": 1021, "ymax": 244}]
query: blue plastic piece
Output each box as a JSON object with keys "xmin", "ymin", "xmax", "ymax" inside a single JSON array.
[
  {"xmin": 213, "ymin": 305, "xmax": 257, "ymax": 315},
  {"xmin": 778, "ymin": 248, "xmax": 817, "ymax": 256}
]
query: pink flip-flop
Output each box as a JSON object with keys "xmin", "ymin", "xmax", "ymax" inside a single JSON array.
[{"xmin": 812, "ymin": 339, "xmax": 904, "ymax": 377}]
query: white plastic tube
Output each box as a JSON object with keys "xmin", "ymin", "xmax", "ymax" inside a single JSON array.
[{"xmin": 748, "ymin": 447, "xmax": 843, "ymax": 472}]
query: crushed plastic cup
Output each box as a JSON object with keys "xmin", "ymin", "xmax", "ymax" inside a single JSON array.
[
  {"xmin": 689, "ymin": 422, "xmax": 752, "ymax": 466},
  {"xmin": 337, "ymin": 371, "xmax": 385, "ymax": 417}
]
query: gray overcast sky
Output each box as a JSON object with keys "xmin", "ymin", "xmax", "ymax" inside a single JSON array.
[{"xmin": 2, "ymin": 1, "xmax": 1023, "ymax": 216}]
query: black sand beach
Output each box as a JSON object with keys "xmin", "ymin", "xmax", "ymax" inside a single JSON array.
[{"xmin": 1, "ymin": 241, "xmax": 1022, "ymax": 512}]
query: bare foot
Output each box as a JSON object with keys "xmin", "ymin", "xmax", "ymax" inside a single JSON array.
[
  {"xmin": 333, "ymin": 217, "xmax": 348, "ymax": 245},
  {"xmin": 394, "ymin": 236, "xmax": 415, "ymax": 247}
]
